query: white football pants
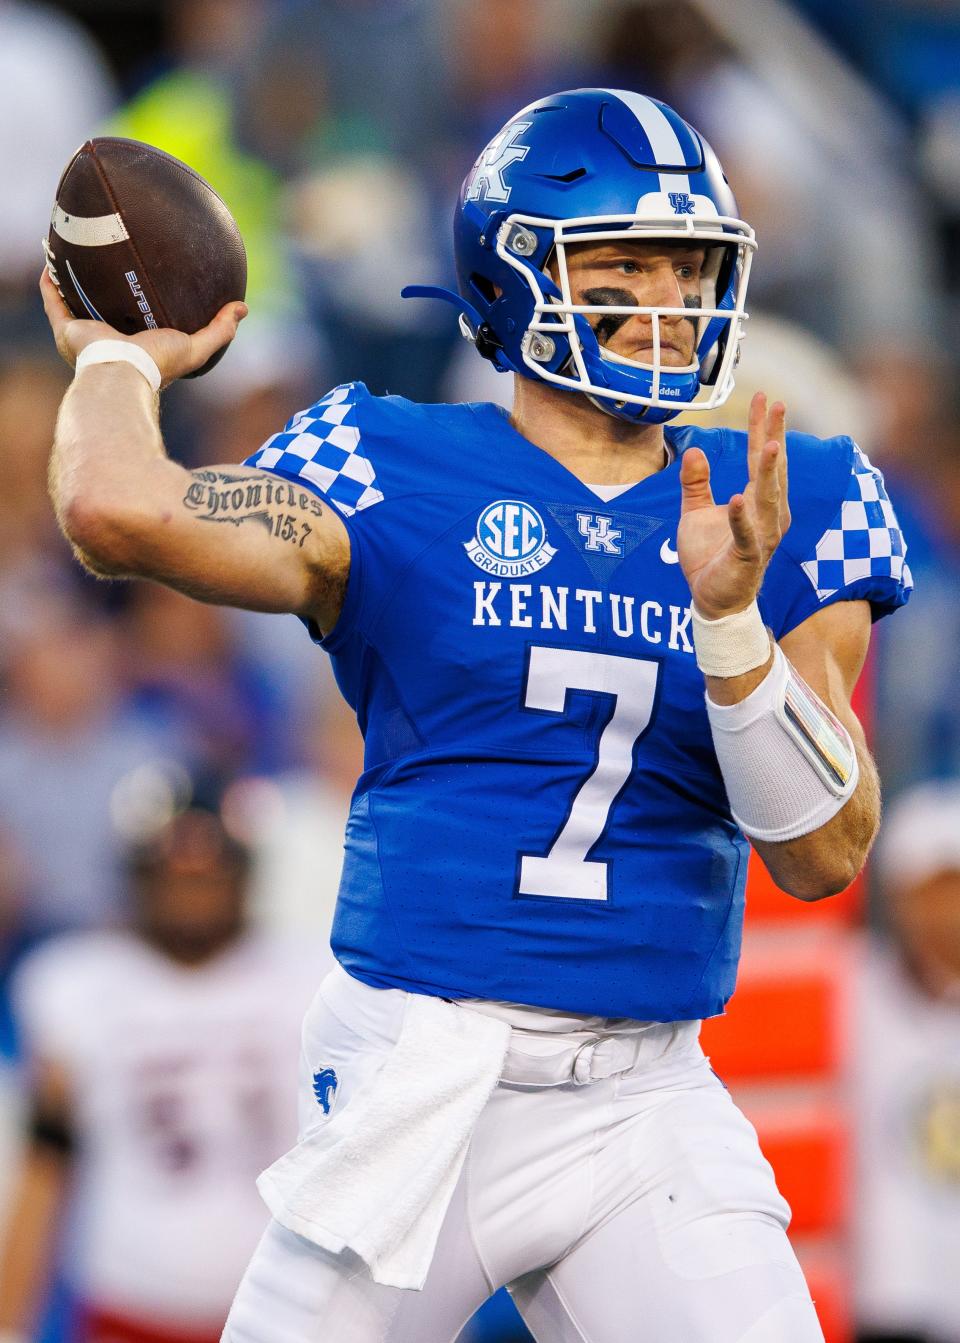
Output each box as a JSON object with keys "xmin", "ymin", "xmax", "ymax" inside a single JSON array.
[{"xmin": 223, "ymin": 971, "xmax": 824, "ymax": 1343}]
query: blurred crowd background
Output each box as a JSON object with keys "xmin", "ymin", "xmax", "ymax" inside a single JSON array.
[{"xmin": 0, "ymin": 1, "xmax": 958, "ymax": 1340}]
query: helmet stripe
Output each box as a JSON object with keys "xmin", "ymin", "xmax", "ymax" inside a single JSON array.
[{"xmin": 607, "ymin": 90, "xmax": 692, "ymax": 196}]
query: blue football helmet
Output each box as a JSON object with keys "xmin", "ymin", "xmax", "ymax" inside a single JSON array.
[{"xmin": 404, "ymin": 89, "xmax": 756, "ymax": 425}]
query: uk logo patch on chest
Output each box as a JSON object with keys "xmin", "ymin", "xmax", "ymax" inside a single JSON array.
[{"xmin": 464, "ymin": 499, "xmax": 558, "ymax": 577}]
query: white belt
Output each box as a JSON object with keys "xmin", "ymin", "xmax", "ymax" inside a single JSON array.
[
  {"xmin": 316, "ymin": 963, "xmax": 700, "ymax": 1088},
  {"xmin": 492, "ymin": 1019, "xmax": 699, "ymax": 1087}
]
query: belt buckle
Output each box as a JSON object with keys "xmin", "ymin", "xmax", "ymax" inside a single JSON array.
[
  {"xmin": 574, "ymin": 1034, "xmax": 648, "ymax": 1084},
  {"xmin": 572, "ymin": 1036, "xmax": 601, "ymax": 1085}
]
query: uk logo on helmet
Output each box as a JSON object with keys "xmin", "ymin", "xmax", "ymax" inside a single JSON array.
[
  {"xmin": 668, "ymin": 192, "xmax": 696, "ymax": 215},
  {"xmin": 465, "ymin": 499, "xmax": 557, "ymax": 577},
  {"xmin": 464, "ymin": 123, "xmax": 532, "ymax": 204}
]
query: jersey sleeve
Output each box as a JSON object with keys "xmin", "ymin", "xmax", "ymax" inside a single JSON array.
[
  {"xmin": 243, "ymin": 382, "xmax": 384, "ymax": 519},
  {"xmin": 240, "ymin": 381, "xmax": 413, "ymax": 658},
  {"xmin": 11, "ymin": 937, "xmax": 89, "ymax": 1063},
  {"xmin": 764, "ymin": 437, "xmax": 913, "ymax": 639}
]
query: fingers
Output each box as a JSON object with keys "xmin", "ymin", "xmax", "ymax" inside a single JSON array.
[
  {"xmin": 186, "ymin": 300, "xmax": 248, "ymax": 369},
  {"xmin": 727, "ymin": 493, "xmax": 760, "ymax": 557},
  {"xmin": 764, "ymin": 398, "xmax": 786, "ymax": 485},
  {"xmin": 766, "ymin": 399, "xmax": 786, "ymax": 447},
  {"xmin": 39, "ymin": 268, "xmax": 72, "ymax": 342},
  {"xmin": 679, "ymin": 446, "xmax": 716, "ymax": 514},
  {"xmin": 759, "ymin": 399, "xmax": 790, "ymax": 530},
  {"xmin": 746, "ymin": 437, "xmax": 785, "ymax": 557},
  {"xmin": 768, "ymin": 400, "xmax": 790, "ymax": 530},
  {"xmin": 747, "ymin": 390, "xmax": 766, "ymax": 477},
  {"xmin": 41, "ymin": 268, "xmax": 249, "ymax": 381},
  {"xmin": 747, "ymin": 393, "xmax": 786, "ymax": 464},
  {"xmin": 747, "ymin": 392, "xmax": 790, "ymax": 533},
  {"xmin": 756, "ymin": 438, "xmax": 781, "ymax": 511}
]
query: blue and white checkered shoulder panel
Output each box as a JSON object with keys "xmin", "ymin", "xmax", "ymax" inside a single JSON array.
[
  {"xmin": 800, "ymin": 445, "xmax": 912, "ymax": 601},
  {"xmin": 246, "ymin": 384, "xmax": 384, "ymax": 517}
]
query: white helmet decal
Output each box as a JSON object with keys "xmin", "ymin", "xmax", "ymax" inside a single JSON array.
[{"xmin": 464, "ymin": 122, "xmax": 532, "ymax": 205}]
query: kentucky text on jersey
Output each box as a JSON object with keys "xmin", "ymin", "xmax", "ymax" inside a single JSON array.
[
  {"xmin": 245, "ymin": 384, "xmax": 911, "ymax": 1021},
  {"xmin": 472, "ymin": 582, "xmax": 694, "ymax": 650}
]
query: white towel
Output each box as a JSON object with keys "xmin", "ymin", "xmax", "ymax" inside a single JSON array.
[{"xmin": 256, "ymin": 991, "xmax": 511, "ymax": 1290}]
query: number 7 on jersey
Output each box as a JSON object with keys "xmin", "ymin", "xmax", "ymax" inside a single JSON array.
[{"xmin": 519, "ymin": 646, "xmax": 661, "ymax": 902}]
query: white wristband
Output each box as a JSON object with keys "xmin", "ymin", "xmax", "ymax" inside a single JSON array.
[
  {"xmin": 75, "ymin": 339, "xmax": 161, "ymax": 393},
  {"xmin": 706, "ymin": 645, "xmax": 859, "ymax": 842},
  {"xmin": 691, "ymin": 600, "xmax": 771, "ymax": 678}
]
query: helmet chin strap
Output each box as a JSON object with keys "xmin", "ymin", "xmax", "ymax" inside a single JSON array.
[
  {"xmin": 583, "ymin": 390, "xmax": 668, "ymax": 425},
  {"xmin": 401, "ymin": 285, "xmax": 508, "ymax": 366},
  {"xmin": 584, "ymin": 390, "xmax": 632, "ymax": 421},
  {"xmin": 400, "ymin": 284, "xmax": 484, "ymax": 330}
]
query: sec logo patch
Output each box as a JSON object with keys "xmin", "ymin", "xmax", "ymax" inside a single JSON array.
[{"xmin": 464, "ymin": 500, "xmax": 557, "ymax": 578}]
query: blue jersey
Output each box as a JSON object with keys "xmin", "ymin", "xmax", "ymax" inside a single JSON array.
[{"xmin": 245, "ymin": 384, "xmax": 911, "ymax": 1020}]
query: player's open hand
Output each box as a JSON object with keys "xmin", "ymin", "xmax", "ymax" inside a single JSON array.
[
  {"xmin": 677, "ymin": 392, "xmax": 790, "ymax": 620},
  {"xmin": 39, "ymin": 269, "xmax": 247, "ymax": 387}
]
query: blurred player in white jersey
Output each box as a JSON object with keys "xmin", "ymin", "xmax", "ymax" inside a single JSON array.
[
  {"xmin": 853, "ymin": 783, "xmax": 960, "ymax": 1343},
  {"xmin": 0, "ymin": 777, "xmax": 321, "ymax": 1343},
  {"xmin": 40, "ymin": 88, "xmax": 912, "ymax": 1342}
]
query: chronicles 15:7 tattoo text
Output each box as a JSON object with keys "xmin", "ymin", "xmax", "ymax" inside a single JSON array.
[{"xmin": 182, "ymin": 470, "xmax": 323, "ymax": 548}]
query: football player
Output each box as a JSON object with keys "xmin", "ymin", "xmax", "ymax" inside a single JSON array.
[
  {"xmin": 41, "ymin": 90, "xmax": 910, "ymax": 1343},
  {"xmin": 0, "ymin": 778, "xmax": 319, "ymax": 1343}
]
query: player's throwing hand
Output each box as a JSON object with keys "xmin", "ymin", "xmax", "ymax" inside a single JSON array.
[
  {"xmin": 39, "ymin": 269, "xmax": 247, "ymax": 388},
  {"xmin": 677, "ymin": 392, "xmax": 791, "ymax": 620}
]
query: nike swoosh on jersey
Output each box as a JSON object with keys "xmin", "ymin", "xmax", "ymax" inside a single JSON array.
[{"xmin": 660, "ymin": 537, "xmax": 680, "ymax": 564}]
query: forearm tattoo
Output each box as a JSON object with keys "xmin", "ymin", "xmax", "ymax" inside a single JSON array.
[{"xmin": 183, "ymin": 470, "xmax": 323, "ymax": 549}]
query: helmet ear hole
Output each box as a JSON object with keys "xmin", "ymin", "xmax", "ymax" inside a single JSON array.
[
  {"xmin": 696, "ymin": 243, "xmax": 737, "ymax": 386},
  {"xmin": 713, "ymin": 243, "xmax": 737, "ymax": 304},
  {"xmin": 469, "ymin": 272, "xmax": 498, "ymax": 307}
]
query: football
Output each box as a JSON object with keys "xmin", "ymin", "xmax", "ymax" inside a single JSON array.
[{"xmin": 44, "ymin": 137, "xmax": 247, "ymax": 377}]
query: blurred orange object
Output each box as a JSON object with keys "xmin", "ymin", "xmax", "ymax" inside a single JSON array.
[
  {"xmin": 754, "ymin": 1108, "xmax": 849, "ymax": 1234},
  {"xmin": 801, "ymin": 1255, "xmax": 852, "ymax": 1343},
  {"xmin": 745, "ymin": 848, "xmax": 864, "ymax": 924},
  {"xmin": 82, "ymin": 1307, "xmax": 221, "ymax": 1343},
  {"xmin": 701, "ymin": 941, "xmax": 849, "ymax": 1080}
]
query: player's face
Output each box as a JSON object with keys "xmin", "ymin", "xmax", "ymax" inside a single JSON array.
[
  {"xmin": 139, "ymin": 865, "xmax": 247, "ymax": 963},
  {"xmin": 559, "ymin": 240, "xmax": 708, "ymax": 367},
  {"xmin": 133, "ymin": 813, "xmax": 248, "ymax": 964},
  {"xmin": 894, "ymin": 869, "xmax": 960, "ymax": 990}
]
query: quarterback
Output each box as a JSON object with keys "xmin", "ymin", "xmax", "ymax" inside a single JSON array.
[{"xmin": 43, "ymin": 91, "xmax": 910, "ymax": 1342}]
